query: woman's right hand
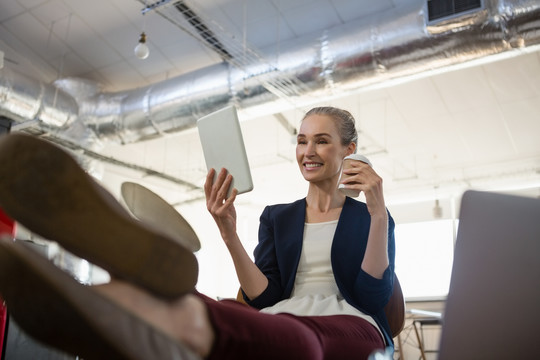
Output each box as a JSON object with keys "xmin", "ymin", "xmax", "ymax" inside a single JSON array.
[
  {"xmin": 205, "ymin": 168, "xmax": 269, "ymax": 299},
  {"xmin": 204, "ymin": 168, "xmax": 239, "ymax": 244}
]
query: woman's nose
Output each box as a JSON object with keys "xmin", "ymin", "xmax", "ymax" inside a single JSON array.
[{"xmin": 304, "ymin": 141, "xmax": 316, "ymax": 156}]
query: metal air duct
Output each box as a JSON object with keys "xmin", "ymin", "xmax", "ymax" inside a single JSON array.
[{"xmin": 0, "ymin": 0, "xmax": 539, "ymax": 145}]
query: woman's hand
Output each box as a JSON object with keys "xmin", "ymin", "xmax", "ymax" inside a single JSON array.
[
  {"xmin": 340, "ymin": 161, "xmax": 386, "ymax": 216},
  {"xmin": 204, "ymin": 169, "xmax": 269, "ymax": 296},
  {"xmin": 204, "ymin": 168, "xmax": 239, "ymax": 244}
]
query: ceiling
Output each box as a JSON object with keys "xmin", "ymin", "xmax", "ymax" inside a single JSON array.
[
  {"xmin": 1, "ymin": 0, "xmax": 540, "ymax": 221},
  {"xmin": 1, "ymin": 0, "xmax": 410, "ymax": 92}
]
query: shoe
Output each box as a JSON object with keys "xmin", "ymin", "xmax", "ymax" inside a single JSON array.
[
  {"xmin": 121, "ymin": 181, "xmax": 201, "ymax": 252},
  {"xmin": 0, "ymin": 236, "xmax": 201, "ymax": 360},
  {"xmin": 0, "ymin": 133, "xmax": 197, "ymax": 299}
]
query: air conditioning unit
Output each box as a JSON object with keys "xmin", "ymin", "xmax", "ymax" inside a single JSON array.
[{"xmin": 427, "ymin": 0, "xmax": 484, "ymax": 24}]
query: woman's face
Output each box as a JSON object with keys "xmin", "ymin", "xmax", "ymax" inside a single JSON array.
[{"xmin": 296, "ymin": 114, "xmax": 351, "ymax": 184}]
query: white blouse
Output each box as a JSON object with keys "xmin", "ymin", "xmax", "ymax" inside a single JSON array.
[{"xmin": 260, "ymin": 220, "xmax": 382, "ymax": 338}]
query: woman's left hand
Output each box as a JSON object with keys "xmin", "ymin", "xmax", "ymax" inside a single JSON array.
[{"xmin": 340, "ymin": 161, "xmax": 386, "ymax": 216}]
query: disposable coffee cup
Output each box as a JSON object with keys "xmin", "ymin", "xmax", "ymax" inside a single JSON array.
[{"xmin": 338, "ymin": 154, "xmax": 372, "ymax": 197}]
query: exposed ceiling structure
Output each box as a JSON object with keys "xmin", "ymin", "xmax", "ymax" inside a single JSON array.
[{"xmin": 1, "ymin": 0, "xmax": 540, "ymax": 220}]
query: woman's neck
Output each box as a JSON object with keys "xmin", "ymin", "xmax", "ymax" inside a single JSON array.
[{"xmin": 305, "ymin": 186, "xmax": 346, "ymax": 223}]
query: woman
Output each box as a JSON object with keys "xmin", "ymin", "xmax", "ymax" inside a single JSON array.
[
  {"xmin": 0, "ymin": 107, "xmax": 395, "ymax": 360},
  {"xmin": 204, "ymin": 106, "xmax": 396, "ymax": 357}
]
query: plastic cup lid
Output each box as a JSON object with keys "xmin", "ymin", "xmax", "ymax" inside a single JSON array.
[{"xmin": 344, "ymin": 154, "xmax": 372, "ymax": 167}]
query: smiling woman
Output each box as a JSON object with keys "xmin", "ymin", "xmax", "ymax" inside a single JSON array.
[{"xmin": 204, "ymin": 106, "xmax": 397, "ymax": 354}]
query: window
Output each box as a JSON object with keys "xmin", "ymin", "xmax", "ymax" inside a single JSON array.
[{"xmin": 395, "ymin": 219, "xmax": 456, "ymax": 300}]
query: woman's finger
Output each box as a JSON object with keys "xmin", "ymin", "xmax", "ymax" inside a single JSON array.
[
  {"xmin": 209, "ymin": 172, "xmax": 236, "ymax": 215},
  {"xmin": 342, "ymin": 160, "xmax": 370, "ymax": 174},
  {"xmin": 204, "ymin": 168, "xmax": 216, "ymax": 198},
  {"xmin": 212, "ymin": 168, "xmax": 228, "ymax": 191},
  {"xmin": 215, "ymin": 171, "xmax": 232, "ymax": 200},
  {"xmin": 224, "ymin": 187, "xmax": 238, "ymax": 205}
]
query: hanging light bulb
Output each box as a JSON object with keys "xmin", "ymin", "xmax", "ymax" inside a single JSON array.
[{"xmin": 134, "ymin": 32, "xmax": 149, "ymax": 60}]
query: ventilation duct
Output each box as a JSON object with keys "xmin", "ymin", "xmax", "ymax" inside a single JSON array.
[
  {"xmin": 0, "ymin": 0, "xmax": 539, "ymax": 146},
  {"xmin": 0, "ymin": 68, "xmax": 78, "ymax": 129}
]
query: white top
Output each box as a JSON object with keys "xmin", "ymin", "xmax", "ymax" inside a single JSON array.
[{"xmin": 260, "ymin": 220, "xmax": 382, "ymax": 338}]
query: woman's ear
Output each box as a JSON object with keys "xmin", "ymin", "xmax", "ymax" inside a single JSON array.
[{"xmin": 345, "ymin": 142, "xmax": 356, "ymax": 156}]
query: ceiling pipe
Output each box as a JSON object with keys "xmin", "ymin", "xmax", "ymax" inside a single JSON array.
[
  {"xmin": 0, "ymin": 67, "xmax": 78, "ymax": 128},
  {"xmin": 0, "ymin": 0, "xmax": 539, "ymax": 146}
]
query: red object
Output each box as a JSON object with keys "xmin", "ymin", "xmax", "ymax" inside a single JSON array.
[
  {"xmin": 0, "ymin": 209, "xmax": 15, "ymax": 239},
  {"xmin": 0, "ymin": 207, "xmax": 15, "ymax": 358}
]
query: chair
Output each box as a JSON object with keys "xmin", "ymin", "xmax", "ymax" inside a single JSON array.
[
  {"xmin": 385, "ymin": 273, "xmax": 406, "ymax": 338},
  {"xmin": 409, "ymin": 310, "xmax": 443, "ymax": 360},
  {"xmin": 236, "ymin": 273, "xmax": 406, "ymax": 339}
]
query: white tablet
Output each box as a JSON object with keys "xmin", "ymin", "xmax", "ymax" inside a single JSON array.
[{"xmin": 197, "ymin": 105, "xmax": 254, "ymax": 196}]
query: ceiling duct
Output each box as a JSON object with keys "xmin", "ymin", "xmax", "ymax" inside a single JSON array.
[
  {"xmin": 0, "ymin": 67, "xmax": 78, "ymax": 129},
  {"xmin": 0, "ymin": 0, "xmax": 539, "ymax": 146}
]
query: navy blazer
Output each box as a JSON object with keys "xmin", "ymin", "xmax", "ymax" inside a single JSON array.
[{"xmin": 244, "ymin": 196, "xmax": 396, "ymax": 347}]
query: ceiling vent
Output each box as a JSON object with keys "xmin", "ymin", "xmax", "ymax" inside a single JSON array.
[{"xmin": 427, "ymin": 0, "xmax": 483, "ymax": 22}]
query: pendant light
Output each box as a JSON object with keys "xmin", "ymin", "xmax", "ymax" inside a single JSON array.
[
  {"xmin": 135, "ymin": 1, "xmax": 149, "ymax": 60},
  {"xmin": 134, "ymin": 32, "xmax": 149, "ymax": 59}
]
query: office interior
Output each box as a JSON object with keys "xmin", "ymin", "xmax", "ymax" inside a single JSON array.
[{"xmin": 1, "ymin": 0, "xmax": 540, "ymax": 359}]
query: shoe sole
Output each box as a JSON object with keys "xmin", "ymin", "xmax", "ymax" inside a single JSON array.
[
  {"xmin": 121, "ymin": 181, "xmax": 201, "ymax": 252},
  {"xmin": 0, "ymin": 134, "xmax": 197, "ymax": 299},
  {"xmin": 0, "ymin": 237, "xmax": 200, "ymax": 360}
]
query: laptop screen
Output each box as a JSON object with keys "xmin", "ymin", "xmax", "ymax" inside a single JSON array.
[{"xmin": 438, "ymin": 190, "xmax": 540, "ymax": 359}]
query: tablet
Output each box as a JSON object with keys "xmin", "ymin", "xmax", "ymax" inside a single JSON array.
[{"xmin": 197, "ymin": 105, "xmax": 254, "ymax": 196}]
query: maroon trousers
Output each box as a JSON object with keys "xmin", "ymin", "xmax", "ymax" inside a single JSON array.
[{"xmin": 198, "ymin": 294, "xmax": 385, "ymax": 360}]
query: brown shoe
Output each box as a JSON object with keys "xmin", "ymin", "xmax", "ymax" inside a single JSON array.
[
  {"xmin": 121, "ymin": 181, "xmax": 201, "ymax": 252},
  {"xmin": 0, "ymin": 236, "xmax": 200, "ymax": 360},
  {"xmin": 0, "ymin": 133, "xmax": 197, "ymax": 299}
]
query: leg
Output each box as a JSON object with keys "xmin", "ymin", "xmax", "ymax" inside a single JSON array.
[
  {"xmin": 0, "ymin": 133, "xmax": 197, "ymax": 298},
  {"xmin": 199, "ymin": 295, "xmax": 385, "ymax": 360},
  {"xmin": 0, "ymin": 240, "xmax": 383, "ymax": 360},
  {"xmin": 0, "ymin": 237, "xmax": 200, "ymax": 360},
  {"xmin": 94, "ymin": 281, "xmax": 214, "ymax": 357},
  {"xmin": 201, "ymin": 296, "xmax": 323, "ymax": 360},
  {"xmin": 0, "ymin": 133, "xmax": 209, "ymax": 358},
  {"xmin": 294, "ymin": 315, "xmax": 385, "ymax": 360}
]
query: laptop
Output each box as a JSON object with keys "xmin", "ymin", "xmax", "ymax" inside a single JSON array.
[
  {"xmin": 438, "ymin": 190, "xmax": 540, "ymax": 359},
  {"xmin": 197, "ymin": 105, "xmax": 253, "ymax": 197}
]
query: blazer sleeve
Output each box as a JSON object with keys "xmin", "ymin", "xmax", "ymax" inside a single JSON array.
[
  {"xmin": 244, "ymin": 205, "xmax": 284, "ymax": 309},
  {"xmin": 332, "ymin": 199, "xmax": 396, "ymax": 315},
  {"xmin": 355, "ymin": 213, "xmax": 397, "ymax": 347},
  {"xmin": 351, "ymin": 211, "xmax": 396, "ymax": 314}
]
